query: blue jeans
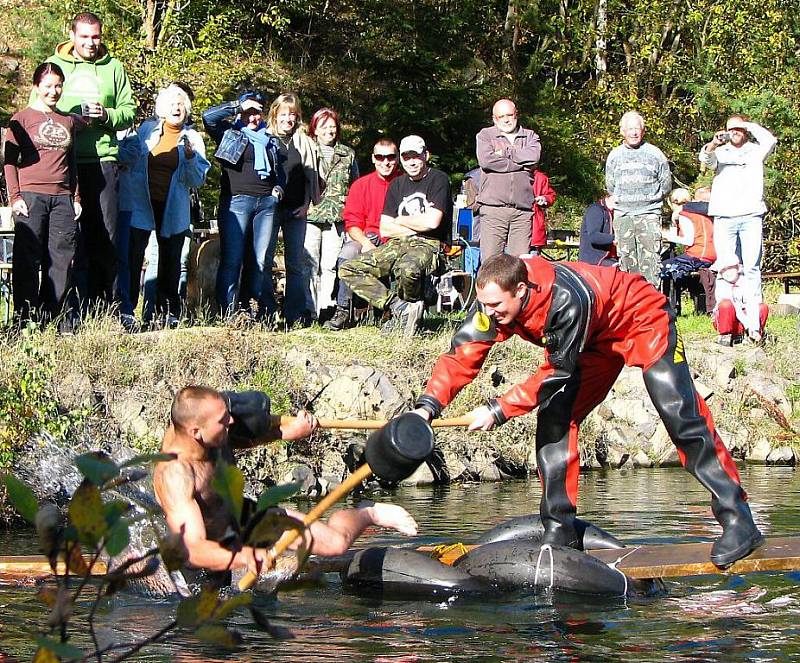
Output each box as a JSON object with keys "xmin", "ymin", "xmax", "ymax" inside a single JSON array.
[
  {"xmin": 265, "ymin": 207, "xmax": 310, "ymax": 323},
  {"xmin": 117, "ymin": 210, "xmax": 133, "ymax": 315},
  {"xmin": 216, "ymin": 194, "xmax": 278, "ymax": 317},
  {"xmin": 713, "ymin": 214, "xmax": 764, "ymax": 305},
  {"xmin": 142, "ymin": 230, "xmax": 192, "ymax": 322}
]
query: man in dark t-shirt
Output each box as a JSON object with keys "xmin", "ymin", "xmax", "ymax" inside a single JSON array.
[{"xmin": 339, "ymin": 135, "xmax": 451, "ymax": 335}]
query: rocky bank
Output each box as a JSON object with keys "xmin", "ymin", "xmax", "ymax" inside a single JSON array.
[{"xmin": 6, "ymin": 319, "xmax": 795, "ymax": 508}]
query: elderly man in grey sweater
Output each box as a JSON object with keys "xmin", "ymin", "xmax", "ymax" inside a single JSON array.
[{"xmin": 605, "ymin": 111, "xmax": 672, "ymax": 287}]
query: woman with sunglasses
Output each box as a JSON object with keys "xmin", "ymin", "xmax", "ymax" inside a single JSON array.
[
  {"xmin": 202, "ymin": 91, "xmax": 285, "ymax": 319},
  {"xmin": 3, "ymin": 62, "xmax": 84, "ymax": 328},
  {"xmin": 303, "ymin": 107, "xmax": 359, "ymax": 322}
]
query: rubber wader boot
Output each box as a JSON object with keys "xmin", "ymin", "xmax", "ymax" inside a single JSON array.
[
  {"xmin": 537, "ymin": 438, "xmax": 582, "ymax": 550},
  {"xmin": 710, "ymin": 492, "xmax": 764, "ymax": 569}
]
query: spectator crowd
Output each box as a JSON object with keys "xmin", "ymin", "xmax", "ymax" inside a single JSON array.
[{"xmin": 1, "ymin": 11, "xmax": 777, "ymax": 343}]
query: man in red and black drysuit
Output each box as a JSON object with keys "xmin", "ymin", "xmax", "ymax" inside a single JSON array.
[{"xmin": 413, "ymin": 254, "xmax": 762, "ymax": 569}]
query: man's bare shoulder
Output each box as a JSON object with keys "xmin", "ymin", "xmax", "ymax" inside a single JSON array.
[{"xmin": 153, "ymin": 455, "xmax": 196, "ymax": 504}]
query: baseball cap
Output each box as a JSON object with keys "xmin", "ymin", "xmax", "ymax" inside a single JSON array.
[
  {"xmin": 399, "ymin": 135, "xmax": 426, "ymax": 155},
  {"xmin": 238, "ymin": 90, "xmax": 264, "ymax": 105},
  {"xmin": 726, "ymin": 117, "xmax": 748, "ymax": 131}
]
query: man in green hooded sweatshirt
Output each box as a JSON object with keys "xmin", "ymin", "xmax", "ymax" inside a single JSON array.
[{"xmin": 45, "ymin": 11, "xmax": 136, "ymax": 310}]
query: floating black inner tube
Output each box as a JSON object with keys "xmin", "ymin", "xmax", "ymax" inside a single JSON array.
[
  {"xmin": 341, "ymin": 547, "xmax": 488, "ymax": 599},
  {"xmin": 475, "ymin": 514, "xmax": 624, "ymax": 550},
  {"xmin": 341, "ymin": 514, "xmax": 666, "ymax": 602}
]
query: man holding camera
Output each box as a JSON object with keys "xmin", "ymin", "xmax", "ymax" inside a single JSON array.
[{"xmin": 699, "ymin": 116, "xmax": 776, "ymax": 342}]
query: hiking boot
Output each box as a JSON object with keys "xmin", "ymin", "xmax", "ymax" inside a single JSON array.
[
  {"xmin": 323, "ymin": 306, "xmax": 351, "ymax": 331},
  {"xmin": 119, "ymin": 313, "xmax": 139, "ymax": 333},
  {"xmin": 401, "ymin": 300, "xmax": 425, "ymax": 336},
  {"xmin": 382, "ymin": 298, "xmax": 424, "ymax": 336}
]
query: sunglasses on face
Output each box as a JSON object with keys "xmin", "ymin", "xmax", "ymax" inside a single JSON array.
[
  {"xmin": 373, "ymin": 153, "xmax": 397, "ymax": 162},
  {"xmin": 400, "ymin": 152, "xmax": 422, "ymax": 160}
]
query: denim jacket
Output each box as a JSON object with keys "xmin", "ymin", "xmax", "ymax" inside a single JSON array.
[
  {"xmin": 202, "ymin": 101, "xmax": 286, "ymax": 190},
  {"xmin": 118, "ymin": 119, "xmax": 210, "ymax": 237}
]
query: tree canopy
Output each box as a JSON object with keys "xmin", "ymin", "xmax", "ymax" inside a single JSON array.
[{"xmin": 5, "ymin": 0, "xmax": 800, "ymax": 269}]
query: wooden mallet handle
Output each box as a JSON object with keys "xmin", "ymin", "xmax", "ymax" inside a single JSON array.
[
  {"xmin": 237, "ymin": 463, "xmax": 373, "ymax": 591},
  {"xmin": 277, "ymin": 415, "xmax": 474, "ymax": 430}
]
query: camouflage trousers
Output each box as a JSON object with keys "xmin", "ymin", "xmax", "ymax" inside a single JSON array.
[
  {"xmin": 338, "ymin": 236, "xmax": 441, "ymax": 310},
  {"xmin": 614, "ymin": 211, "xmax": 662, "ymax": 287}
]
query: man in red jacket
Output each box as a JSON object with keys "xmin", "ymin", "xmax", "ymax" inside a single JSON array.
[
  {"xmin": 325, "ymin": 138, "xmax": 399, "ymax": 330},
  {"xmin": 413, "ymin": 254, "xmax": 763, "ymax": 569}
]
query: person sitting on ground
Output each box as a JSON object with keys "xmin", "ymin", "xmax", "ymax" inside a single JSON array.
[
  {"xmin": 153, "ymin": 386, "xmax": 418, "ymax": 588},
  {"xmin": 339, "ymin": 135, "xmax": 451, "ymax": 336},
  {"xmin": 530, "ymin": 170, "xmax": 556, "ymax": 254},
  {"xmin": 324, "ymin": 138, "xmax": 399, "ymax": 331},
  {"xmin": 577, "ymin": 193, "xmax": 617, "ymax": 266},
  {"xmin": 711, "ymin": 255, "xmax": 768, "ymax": 346}
]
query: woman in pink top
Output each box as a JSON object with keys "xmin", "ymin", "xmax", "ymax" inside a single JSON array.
[{"xmin": 3, "ymin": 62, "xmax": 83, "ymax": 326}]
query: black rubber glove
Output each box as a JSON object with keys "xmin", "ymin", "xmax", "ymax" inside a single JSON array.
[{"xmin": 221, "ymin": 390, "xmax": 272, "ymax": 440}]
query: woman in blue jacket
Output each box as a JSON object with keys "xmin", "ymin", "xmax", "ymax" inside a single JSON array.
[
  {"xmin": 202, "ymin": 91, "xmax": 285, "ymax": 319},
  {"xmin": 120, "ymin": 84, "xmax": 209, "ymax": 327}
]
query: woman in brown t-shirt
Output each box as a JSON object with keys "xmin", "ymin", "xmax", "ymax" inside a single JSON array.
[{"xmin": 3, "ymin": 62, "xmax": 83, "ymax": 326}]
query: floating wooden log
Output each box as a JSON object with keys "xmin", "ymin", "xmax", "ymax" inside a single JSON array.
[
  {"xmin": 416, "ymin": 536, "xmax": 800, "ymax": 578},
  {"xmin": 0, "ymin": 556, "xmax": 107, "ymax": 581},
  {"xmin": 2, "ymin": 536, "xmax": 798, "ymax": 582}
]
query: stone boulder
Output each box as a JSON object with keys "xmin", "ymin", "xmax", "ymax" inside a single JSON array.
[
  {"xmin": 766, "ymin": 446, "xmax": 795, "ymax": 466},
  {"xmin": 313, "ymin": 364, "xmax": 405, "ymax": 421}
]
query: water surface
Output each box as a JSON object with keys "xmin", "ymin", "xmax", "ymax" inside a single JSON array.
[{"xmin": 1, "ymin": 465, "xmax": 798, "ymax": 662}]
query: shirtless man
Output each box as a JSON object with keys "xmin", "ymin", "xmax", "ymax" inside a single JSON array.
[{"xmin": 153, "ymin": 385, "xmax": 417, "ymax": 585}]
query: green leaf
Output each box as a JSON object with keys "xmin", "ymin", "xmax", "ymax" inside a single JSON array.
[
  {"xmin": 255, "ymin": 482, "xmax": 301, "ymax": 512},
  {"xmin": 214, "ymin": 592, "xmax": 252, "ymax": 620},
  {"xmin": 245, "ymin": 511, "xmax": 303, "ymax": 548},
  {"xmin": 33, "ymin": 635, "xmax": 84, "ymax": 660},
  {"xmin": 104, "ymin": 519, "xmax": 130, "ymax": 557},
  {"xmin": 68, "ymin": 482, "xmax": 107, "ymax": 546},
  {"xmin": 176, "ymin": 587, "xmax": 218, "ymax": 627},
  {"xmin": 211, "ymin": 461, "xmax": 244, "ymax": 524},
  {"xmin": 119, "ymin": 452, "xmax": 177, "ymax": 468},
  {"xmin": 1, "ymin": 473, "xmax": 39, "ymax": 523},
  {"xmin": 194, "ymin": 624, "xmax": 242, "ymax": 647},
  {"xmin": 103, "ymin": 500, "xmax": 130, "ymax": 528},
  {"xmin": 75, "ymin": 452, "xmax": 119, "ymax": 485}
]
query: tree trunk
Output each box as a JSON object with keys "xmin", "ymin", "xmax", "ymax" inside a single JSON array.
[
  {"xmin": 144, "ymin": 0, "xmax": 159, "ymax": 50},
  {"xmin": 501, "ymin": 0, "xmax": 519, "ymax": 73},
  {"xmin": 595, "ymin": 0, "xmax": 607, "ymax": 83}
]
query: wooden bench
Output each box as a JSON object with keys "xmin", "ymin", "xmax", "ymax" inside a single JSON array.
[{"xmin": 763, "ymin": 272, "xmax": 800, "ymax": 294}]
